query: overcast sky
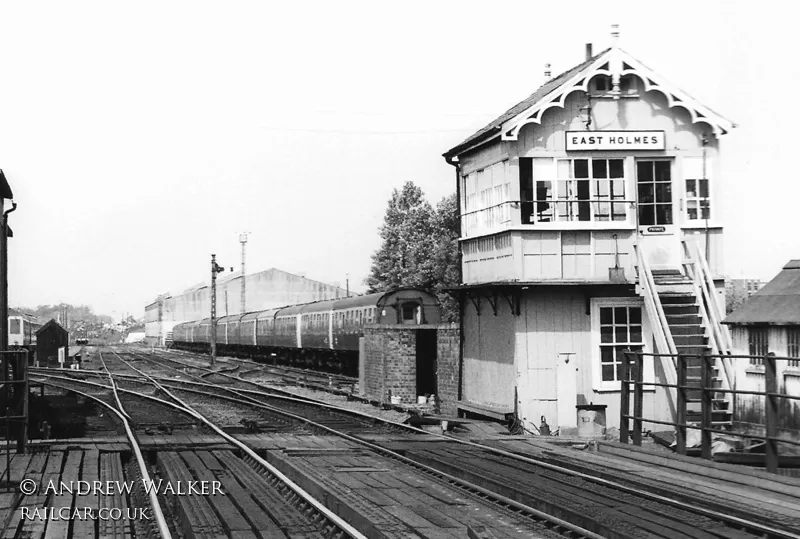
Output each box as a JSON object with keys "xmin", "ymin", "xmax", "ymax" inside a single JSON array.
[{"xmin": 1, "ymin": 1, "xmax": 796, "ymax": 321}]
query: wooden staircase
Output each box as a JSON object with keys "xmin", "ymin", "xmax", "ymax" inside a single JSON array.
[{"xmin": 652, "ymin": 270, "xmax": 733, "ymax": 429}]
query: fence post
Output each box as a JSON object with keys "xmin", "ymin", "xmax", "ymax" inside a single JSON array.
[
  {"xmin": 764, "ymin": 352, "xmax": 778, "ymax": 474},
  {"xmin": 701, "ymin": 351, "xmax": 713, "ymax": 460},
  {"xmin": 632, "ymin": 351, "xmax": 644, "ymax": 446},
  {"xmin": 676, "ymin": 353, "xmax": 687, "ymax": 455},
  {"xmin": 619, "ymin": 350, "xmax": 631, "ymax": 444}
]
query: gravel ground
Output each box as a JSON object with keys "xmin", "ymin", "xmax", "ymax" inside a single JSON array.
[{"xmin": 258, "ymin": 382, "xmax": 414, "ymax": 424}]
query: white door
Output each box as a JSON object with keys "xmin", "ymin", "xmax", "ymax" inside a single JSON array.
[
  {"xmin": 556, "ymin": 353, "xmax": 578, "ymax": 428},
  {"xmin": 636, "ymin": 159, "xmax": 681, "ymax": 271}
]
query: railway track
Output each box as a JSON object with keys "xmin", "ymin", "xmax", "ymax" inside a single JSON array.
[
  {"xmin": 28, "ymin": 346, "xmax": 800, "ymax": 538},
  {"xmin": 121, "ymin": 346, "xmax": 800, "ymax": 539}
]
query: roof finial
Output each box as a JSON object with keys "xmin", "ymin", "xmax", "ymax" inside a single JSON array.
[
  {"xmin": 544, "ymin": 63, "xmax": 552, "ymax": 82},
  {"xmin": 611, "ymin": 24, "xmax": 620, "ymax": 48}
]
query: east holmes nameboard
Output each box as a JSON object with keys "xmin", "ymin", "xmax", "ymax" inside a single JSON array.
[{"xmin": 566, "ymin": 131, "xmax": 665, "ymax": 151}]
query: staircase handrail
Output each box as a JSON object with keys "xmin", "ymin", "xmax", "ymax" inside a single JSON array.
[
  {"xmin": 634, "ymin": 244, "xmax": 678, "ymax": 383},
  {"xmin": 682, "ymin": 239, "xmax": 735, "ymax": 392},
  {"xmin": 691, "ymin": 240, "xmax": 733, "ymax": 352}
]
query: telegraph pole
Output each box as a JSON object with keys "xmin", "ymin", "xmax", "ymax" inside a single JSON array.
[
  {"xmin": 210, "ymin": 254, "xmax": 225, "ymax": 368},
  {"xmin": 239, "ymin": 232, "xmax": 249, "ymax": 314}
]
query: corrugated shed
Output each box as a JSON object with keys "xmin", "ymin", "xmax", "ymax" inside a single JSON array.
[
  {"xmin": 443, "ymin": 49, "xmax": 609, "ymax": 159},
  {"xmin": 724, "ymin": 260, "xmax": 800, "ymax": 325}
]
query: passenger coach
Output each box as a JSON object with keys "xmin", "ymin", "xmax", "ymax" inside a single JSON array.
[{"xmin": 171, "ymin": 288, "xmax": 440, "ymax": 376}]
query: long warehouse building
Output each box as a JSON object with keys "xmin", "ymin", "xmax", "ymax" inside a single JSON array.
[{"xmin": 145, "ymin": 268, "xmax": 350, "ymax": 346}]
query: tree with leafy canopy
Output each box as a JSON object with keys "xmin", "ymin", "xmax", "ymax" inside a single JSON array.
[{"xmin": 366, "ymin": 182, "xmax": 460, "ymax": 322}]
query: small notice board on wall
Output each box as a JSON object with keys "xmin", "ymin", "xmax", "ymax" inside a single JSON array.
[{"xmin": 58, "ymin": 347, "xmax": 65, "ymax": 366}]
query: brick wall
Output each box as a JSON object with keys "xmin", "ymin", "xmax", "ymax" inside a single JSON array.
[
  {"xmin": 436, "ymin": 323, "xmax": 460, "ymax": 415},
  {"xmin": 363, "ymin": 325, "xmax": 417, "ymax": 403},
  {"xmin": 362, "ymin": 324, "xmax": 462, "ymax": 412}
]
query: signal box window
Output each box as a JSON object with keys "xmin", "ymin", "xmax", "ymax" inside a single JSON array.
[
  {"xmin": 599, "ymin": 306, "xmax": 644, "ymax": 382},
  {"xmin": 637, "ymin": 160, "xmax": 672, "ymax": 226},
  {"xmin": 525, "ymin": 157, "xmax": 626, "ymax": 223},
  {"xmin": 685, "ymin": 178, "xmax": 710, "ymax": 220},
  {"xmin": 9, "ymin": 319, "xmax": 20, "ymax": 334}
]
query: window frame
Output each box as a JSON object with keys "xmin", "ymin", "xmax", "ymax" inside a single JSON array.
[
  {"xmin": 636, "ymin": 158, "xmax": 674, "ymax": 227},
  {"xmin": 461, "ymin": 160, "xmax": 512, "ymax": 236},
  {"xmin": 531, "ymin": 157, "xmax": 632, "ymax": 226},
  {"xmin": 786, "ymin": 327, "xmax": 799, "ymax": 369},
  {"xmin": 590, "ymin": 297, "xmax": 654, "ymax": 392},
  {"xmin": 748, "ymin": 327, "xmax": 769, "ymax": 365}
]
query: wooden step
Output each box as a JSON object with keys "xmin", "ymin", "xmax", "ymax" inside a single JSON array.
[
  {"xmin": 665, "ymin": 314, "xmax": 703, "ymax": 326},
  {"xmin": 658, "ymin": 293, "xmax": 697, "ymax": 305},
  {"xmin": 673, "ymin": 335, "xmax": 708, "ymax": 346},
  {"xmin": 662, "ymin": 304, "xmax": 699, "ymax": 316}
]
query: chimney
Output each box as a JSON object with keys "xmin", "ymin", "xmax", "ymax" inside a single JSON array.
[
  {"xmin": 585, "ymin": 43, "xmax": 593, "ymax": 60},
  {"xmin": 544, "ymin": 63, "xmax": 551, "ymax": 82},
  {"xmin": 611, "ymin": 24, "xmax": 619, "ymax": 47}
]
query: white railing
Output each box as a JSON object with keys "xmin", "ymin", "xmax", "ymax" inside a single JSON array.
[
  {"xmin": 634, "ymin": 243, "xmax": 678, "ymax": 416},
  {"xmin": 682, "ymin": 239, "xmax": 735, "ymax": 392}
]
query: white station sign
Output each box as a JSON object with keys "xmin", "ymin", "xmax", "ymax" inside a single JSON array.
[{"xmin": 566, "ymin": 131, "xmax": 665, "ymax": 151}]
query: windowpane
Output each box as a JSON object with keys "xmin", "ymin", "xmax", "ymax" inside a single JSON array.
[
  {"xmin": 630, "ymin": 325, "xmax": 642, "ymax": 342},
  {"xmin": 592, "ymin": 159, "xmax": 607, "ymax": 179},
  {"xmin": 637, "ymin": 161, "xmax": 653, "ymax": 183},
  {"xmin": 655, "ymin": 183, "xmax": 672, "ymax": 203},
  {"xmin": 609, "ymin": 159, "xmax": 624, "ymax": 178},
  {"xmin": 574, "ymin": 159, "xmax": 589, "ymax": 178},
  {"xmin": 615, "ymin": 326, "xmax": 627, "ymax": 343},
  {"xmin": 639, "ymin": 204, "xmax": 655, "ymax": 226},
  {"xmin": 687, "ymin": 200, "xmax": 698, "ymax": 220},
  {"xmin": 612, "ymin": 203, "xmax": 627, "ymax": 221},
  {"xmin": 686, "ymin": 179, "xmax": 697, "ymax": 198},
  {"xmin": 602, "ymin": 364, "xmax": 615, "ymax": 381},
  {"xmin": 639, "ymin": 184, "xmax": 654, "ymax": 203},
  {"xmin": 601, "ymin": 325, "xmax": 613, "ymax": 343},
  {"xmin": 656, "ymin": 204, "xmax": 673, "ymax": 225},
  {"xmin": 557, "ymin": 159, "xmax": 572, "ymax": 179},
  {"xmin": 699, "ymin": 179, "xmax": 709, "ymax": 198},
  {"xmin": 614, "ymin": 307, "xmax": 627, "ymax": 324},
  {"xmin": 629, "ymin": 307, "xmax": 641, "ymax": 324},
  {"xmin": 655, "ymin": 161, "xmax": 671, "ymax": 182},
  {"xmin": 600, "ymin": 307, "xmax": 613, "ymax": 324}
]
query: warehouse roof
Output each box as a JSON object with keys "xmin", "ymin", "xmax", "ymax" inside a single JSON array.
[{"xmin": 724, "ymin": 260, "xmax": 800, "ymax": 325}]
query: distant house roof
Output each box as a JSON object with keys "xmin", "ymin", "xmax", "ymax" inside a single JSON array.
[
  {"xmin": 35, "ymin": 319, "xmax": 68, "ymax": 336},
  {"xmin": 9, "ymin": 308, "xmax": 37, "ymax": 321},
  {"xmin": 724, "ymin": 260, "xmax": 800, "ymax": 325},
  {"xmin": 443, "ymin": 45, "xmax": 734, "ymax": 160}
]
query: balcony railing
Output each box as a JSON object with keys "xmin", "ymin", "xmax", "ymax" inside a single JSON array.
[{"xmin": 461, "ymin": 200, "xmax": 636, "ymax": 237}]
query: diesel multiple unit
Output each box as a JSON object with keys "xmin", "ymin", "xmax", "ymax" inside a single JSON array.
[{"xmin": 171, "ymin": 288, "xmax": 440, "ymax": 376}]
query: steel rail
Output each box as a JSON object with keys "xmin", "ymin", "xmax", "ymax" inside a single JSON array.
[
  {"xmin": 33, "ymin": 378, "xmax": 173, "ymax": 539},
  {"xmin": 104, "ymin": 349, "xmax": 369, "ymax": 539},
  {"xmin": 106, "ymin": 350, "xmax": 602, "ymax": 538},
  {"xmin": 110, "ymin": 347, "xmax": 800, "ymax": 539}
]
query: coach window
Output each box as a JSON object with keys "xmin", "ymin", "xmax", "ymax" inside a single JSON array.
[
  {"xmin": 9, "ymin": 319, "xmax": 20, "ymax": 333},
  {"xmin": 401, "ymin": 302, "xmax": 419, "ymax": 324}
]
